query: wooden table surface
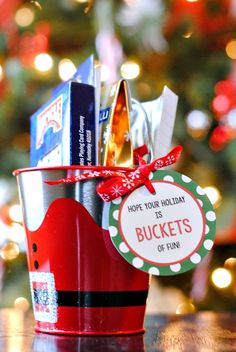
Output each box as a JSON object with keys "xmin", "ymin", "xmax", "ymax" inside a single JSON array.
[{"xmin": 1, "ymin": 309, "xmax": 236, "ymax": 351}]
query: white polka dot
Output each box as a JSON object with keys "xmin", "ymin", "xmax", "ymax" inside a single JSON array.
[
  {"xmin": 197, "ymin": 199, "xmax": 203, "ymax": 207},
  {"xmin": 190, "ymin": 253, "xmax": 201, "ymax": 264},
  {"xmin": 182, "ymin": 175, "xmax": 192, "ymax": 183},
  {"xmin": 206, "ymin": 211, "xmax": 216, "ymax": 222},
  {"xmin": 196, "ymin": 186, "xmax": 205, "ymax": 195},
  {"xmin": 205, "ymin": 224, "xmax": 209, "ymax": 235},
  {"xmin": 113, "ymin": 210, "xmax": 119, "ymax": 220},
  {"xmin": 204, "ymin": 239, "xmax": 214, "ymax": 250},
  {"xmin": 170, "ymin": 263, "xmax": 181, "ymax": 272},
  {"xmin": 164, "ymin": 175, "xmax": 174, "ymax": 182},
  {"xmin": 148, "ymin": 267, "xmax": 160, "ymax": 275},
  {"xmin": 112, "ymin": 197, "xmax": 122, "ymax": 205},
  {"xmin": 108, "ymin": 226, "xmax": 118, "ymax": 237},
  {"xmin": 132, "ymin": 257, "xmax": 144, "ymax": 268},
  {"xmin": 119, "ymin": 242, "xmax": 129, "ymax": 253},
  {"xmin": 149, "ymin": 172, "xmax": 154, "ymax": 180}
]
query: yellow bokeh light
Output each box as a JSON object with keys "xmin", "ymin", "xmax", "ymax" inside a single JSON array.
[
  {"xmin": 124, "ymin": 0, "xmax": 137, "ymax": 6},
  {"xmin": 224, "ymin": 257, "xmax": 236, "ymax": 270},
  {"xmin": 8, "ymin": 223, "xmax": 25, "ymax": 243},
  {"xmin": 226, "ymin": 40, "xmax": 236, "ymax": 59},
  {"xmin": 182, "ymin": 31, "xmax": 193, "ymax": 39},
  {"xmin": 120, "ymin": 61, "xmax": 140, "ymax": 80},
  {"xmin": 15, "ymin": 7, "xmax": 35, "ymax": 27},
  {"xmin": 58, "ymin": 59, "xmax": 76, "ymax": 81},
  {"xmin": 0, "ymin": 65, "xmax": 3, "ymax": 80},
  {"xmin": 14, "ymin": 297, "xmax": 30, "ymax": 312},
  {"xmin": 9, "ymin": 204, "xmax": 23, "ymax": 223},
  {"xmin": 0, "ymin": 242, "xmax": 20, "ymax": 261},
  {"xmin": 203, "ymin": 186, "xmax": 222, "ymax": 208},
  {"xmin": 211, "ymin": 268, "xmax": 232, "ymax": 289},
  {"xmin": 30, "ymin": 1, "xmax": 42, "ymax": 10},
  {"xmin": 176, "ymin": 302, "xmax": 196, "ymax": 314},
  {"xmin": 34, "ymin": 53, "xmax": 53, "ymax": 72}
]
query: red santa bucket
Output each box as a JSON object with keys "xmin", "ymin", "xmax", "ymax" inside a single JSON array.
[{"xmin": 14, "ymin": 166, "xmax": 149, "ymax": 335}]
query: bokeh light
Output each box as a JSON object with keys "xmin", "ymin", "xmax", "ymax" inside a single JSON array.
[
  {"xmin": 14, "ymin": 297, "xmax": 30, "ymax": 312},
  {"xmin": 212, "ymin": 95, "xmax": 230, "ymax": 114},
  {"xmin": 8, "ymin": 204, "xmax": 23, "ymax": 223},
  {"xmin": 15, "ymin": 7, "xmax": 35, "ymax": 27},
  {"xmin": 58, "ymin": 58, "xmax": 76, "ymax": 81},
  {"xmin": 186, "ymin": 109, "xmax": 210, "ymax": 139},
  {"xmin": 186, "ymin": 110, "xmax": 210, "ymax": 130},
  {"xmin": 226, "ymin": 39, "xmax": 236, "ymax": 59},
  {"xmin": 34, "ymin": 53, "xmax": 53, "ymax": 72},
  {"xmin": 176, "ymin": 302, "xmax": 196, "ymax": 314},
  {"xmin": 226, "ymin": 109, "xmax": 236, "ymax": 129},
  {"xmin": 0, "ymin": 64, "xmax": 3, "ymax": 80},
  {"xmin": 120, "ymin": 61, "xmax": 140, "ymax": 80},
  {"xmin": 30, "ymin": 1, "xmax": 42, "ymax": 10},
  {"xmin": 209, "ymin": 125, "xmax": 231, "ymax": 151},
  {"xmin": 182, "ymin": 31, "xmax": 193, "ymax": 39},
  {"xmin": 123, "ymin": 0, "xmax": 138, "ymax": 5},
  {"xmin": 0, "ymin": 242, "xmax": 20, "ymax": 261},
  {"xmin": 75, "ymin": 0, "xmax": 89, "ymax": 3},
  {"xmin": 203, "ymin": 186, "xmax": 222, "ymax": 208},
  {"xmin": 211, "ymin": 268, "xmax": 232, "ymax": 289},
  {"xmin": 8, "ymin": 223, "xmax": 25, "ymax": 243},
  {"xmin": 224, "ymin": 257, "xmax": 236, "ymax": 270}
]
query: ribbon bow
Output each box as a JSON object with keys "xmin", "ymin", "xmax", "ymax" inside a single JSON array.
[{"xmin": 46, "ymin": 146, "xmax": 183, "ymax": 202}]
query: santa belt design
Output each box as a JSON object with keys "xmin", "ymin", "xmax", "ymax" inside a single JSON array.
[{"xmin": 33, "ymin": 289, "xmax": 148, "ymax": 307}]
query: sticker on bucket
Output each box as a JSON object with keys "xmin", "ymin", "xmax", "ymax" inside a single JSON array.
[
  {"xmin": 29, "ymin": 272, "xmax": 58, "ymax": 323},
  {"xmin": 108, "ymin": 170, "xmax": 216, "ymax": 276}
]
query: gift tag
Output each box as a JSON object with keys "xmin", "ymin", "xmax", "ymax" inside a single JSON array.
[{"xmin": 108, "ymin": 170, "xmax": 216, "ymax": 276}]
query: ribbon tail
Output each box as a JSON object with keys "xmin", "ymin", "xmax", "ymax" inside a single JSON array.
[
  {"xmin": 152, "ymin": 145, "xmax": 183, "ymax": 170},
  {"xmin": 44, "ymin": 175, "xmax": 83, "ymax": 185},
  {"xmin": 144, "ymin": 179, "xmax": 156, "ymax": 194},
  {"xmin": 45, "ymin": 170, "xmax": 127, "ymax": 186}
]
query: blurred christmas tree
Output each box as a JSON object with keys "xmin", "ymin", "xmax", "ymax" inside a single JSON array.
[{"xmin": 0, "ymin": 0, "xmax": 235, "ymax": 312}]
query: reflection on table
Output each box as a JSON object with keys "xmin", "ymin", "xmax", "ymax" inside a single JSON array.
[{"xmin": 1, "ymin": 309, "xmax": 236, "ymax": 351}]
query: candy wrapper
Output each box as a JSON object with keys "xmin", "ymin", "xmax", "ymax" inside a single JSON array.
[
  {"xmin": 99, "ymin": 79, "xmax": 133, "ymax": 167},
  {"xmin": 130, "ymin": 85, "xmax": 178, "ymax": 161}
]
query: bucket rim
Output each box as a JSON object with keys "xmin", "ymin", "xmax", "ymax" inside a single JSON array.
[{"xmin": 13, "ymin": 165, "xmax": 135, "ymax": 176}]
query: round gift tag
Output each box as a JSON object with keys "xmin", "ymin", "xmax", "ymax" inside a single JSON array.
[{"xmin": 108, "ymin": 170, "xmax": 216, "ymax": 276}]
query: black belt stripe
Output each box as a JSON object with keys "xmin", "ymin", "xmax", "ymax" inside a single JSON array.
[{"xmin": 33, "ymin": 289, "xmax": 148, "ymax": 308}]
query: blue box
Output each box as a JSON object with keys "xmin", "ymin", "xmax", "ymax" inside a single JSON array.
[{"xmin": 30, "ymin": 81, "xmax": 96, "ymax": 166}]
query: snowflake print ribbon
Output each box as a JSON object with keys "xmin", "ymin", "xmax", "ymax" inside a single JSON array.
[{"xmin": 45, "ymin": 145, "xmax": 183, "ymax": 202}]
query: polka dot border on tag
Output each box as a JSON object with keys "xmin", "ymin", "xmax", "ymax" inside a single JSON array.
[{"xmin": 108, "ymin": 170, "xmax": 216, "ymax": 276}]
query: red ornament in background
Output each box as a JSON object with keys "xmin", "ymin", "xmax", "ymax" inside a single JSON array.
[
  {"xmin": 209, "ymin": 76, "xmax": 236, "ymax": 150},
  {"xmin": 35, "ymin": 21, "xmax": 51, "ymax": 39},
  {"xmin": 209, "ymin": 125, "xmax": 232, "ymax": 151},
  {"xmin": 18, "ymin": 32, "xmax": 49, "ymax": 67},
  {"xmin": 0, "ymin": 0, "xmax": 21, "ymax": 57},
  {"xmin": 164, "ymin": 0, "xmax": 233, "ymax": 49},
  {"xmin": 18, "ymin": 21, "xmax": 51, "ymax": 67},
  {"xmin": 214, "ymin": 79, "xmax": 235, "ymax": 97},
  {"xmin": 0, "ymin": 0, "xmax": 21, "ymax": 31}
]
